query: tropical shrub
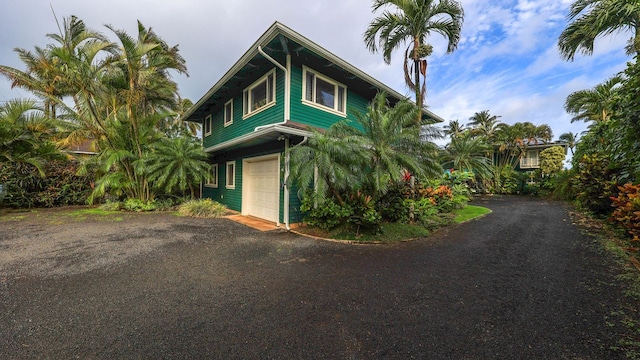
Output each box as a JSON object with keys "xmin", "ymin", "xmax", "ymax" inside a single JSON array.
[
  {"xmin": 123, "ymin": 199, "xmax": 157, "ymax": 212},
  {"xmin": 0, "ymin": 161, "xmax": 93, "ymax": 208},
  {"xmin": 545, "ymin": 169, "xmax": 577, "ymax": 200},
  {"xmin": 377, "ymin": 181, "xmax": 408, "ymax": 222},
  {"xmin": 177, "ymin": 199, "xmax": 227, "ymax": 218},
  {"xmin": 539, "ymin": 146, "xmax": 566, "ymax": 175},
  {"xmin": 610, "ymin": 183, "xmax": 640, "ymax": 241},
  {"xmin": 300, "ymin": 195, "xmax": 353, "ymax": 231},
  {"xmin": 346, "ymin": 191, "xmax": 382, "ymax": 235},
  {"xmin": 99, "ymin": 200, "xmax": 122, "ymax": 211},
  {"xmin": 574, "ymin": 154, "xmax": 618, "ymax": 216}
]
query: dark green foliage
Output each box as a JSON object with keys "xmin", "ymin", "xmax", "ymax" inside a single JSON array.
[
  {"xmin": 574, "ymin": 154, "xmax": 618, "ymax": 216},
  {"xmin": 0, "ymin": 161, "xmax": 93, "ymax": 208},
  {"xmin": 122, "ymin": 199, "xmax": 157, "ymax": 212},
  {"xmin": 300, "ymin": 195, "xmax": 352, "ymax": 231},
  {"xmin": 612, "ymin": 57, "xmax": 640, "ymax": 184}
]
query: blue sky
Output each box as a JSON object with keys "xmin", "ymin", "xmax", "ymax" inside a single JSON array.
[{"xmin": 0, "ymin": 0, "xmax": 632, "ymax": 142}]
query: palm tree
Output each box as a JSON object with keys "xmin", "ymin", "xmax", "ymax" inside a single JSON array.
[
  {"xmin": 288, "ymin": 127, "xmax": 366, "ymax": 205},
  {"xmin": 565, "ymin": 75, "xmax": 623, "ymax": 123},
  {"xmin": 0, "ymin": 47, "xmax": 67, "ymax": 119},
  {"xmin": 558, "ymin": 0, "xmax": 640, "ymax": 60},
  {"xmin": 104, "ymin": 21, "xmax": 188, "ymax": 159},
  {"xmin": 342, "ymin": 92, "xmax": 442, "ymax": 195},
  {"xmin": 364, "ymin": 0, "xmax": 464, "ymax": 121},
  {"xmin": 441, "ymin": 132, "xmax": 492, "ymax": 181},
  {"xmin": 289, "ymin": 92, "xmax": 441, "ymax": 203},
  {"xmin": 443, "ymin": 119, "xmax": 465, "ymax": 139},
  {"xmin": 559, "ymin": 132, "xmax": 579, "ymax": 155},
  {"xmin": 520, "ymin": 122, "xmax": 553, "ymax": 144},
  {"xmin": 146, "ymin": 136, "xmax": 210, "ymax": 198},
  {"xmin": 0, "ymin": 99, "xmax": 63, "ymax": 175},
  {"xmin": 468, "ymin": 110, "xmax": 501, "ymax": 140}
]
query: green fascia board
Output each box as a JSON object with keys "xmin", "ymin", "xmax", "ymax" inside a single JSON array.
[{"xmin": 182, "ymin": 21, "xmax": 444, "ymax": 124}]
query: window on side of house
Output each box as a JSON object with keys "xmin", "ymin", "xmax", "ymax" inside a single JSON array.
[
  {"xmin": 224, "ymin": 99, "xmax": 233, "ymax": 127},
  {"xmin": 206, "ymin": 164, "xmax": 218, "ymax": 187},
  {"xmin": 302, "ymin": 66, "xmax": 346, "ymax": 116},
  {"xmin": 243, "ymin": 69, "xmax": 276, "ymax": 118},
  {"xmin": 204, "ymin": 114, "xmax": 212, "ymax": 136},
  {"xmin": 521, "ymin": 149, "xmax": 540, "ymax": 168},
  {"xmin": 226, "ymin": 161, "xmax": 236, "ymax": 189}
]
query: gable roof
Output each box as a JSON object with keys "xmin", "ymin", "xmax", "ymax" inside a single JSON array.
[{"xmin": 182, "ymin": 21, "xmax": 444, "ymax": 123}]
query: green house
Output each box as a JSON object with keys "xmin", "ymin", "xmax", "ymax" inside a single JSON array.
[{"xmin": 183, "ymin": 22, "xmax": 442, "ymax": 229}]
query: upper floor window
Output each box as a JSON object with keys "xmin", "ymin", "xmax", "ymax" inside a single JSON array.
[
  {"xmin": 302, "ymin": 66, "xmax": 346, "ymax": 116},
  {"xmin": 243, "ymin": 69, "xmax": 276, "ymax": 118},
  {"xmin": 224, "ymin": 99, "xmax": 233, "ymax": 127},
  {"xmin": 521, "ymin": 149, "xmax": 540, "ymax": 169},
  {"xmin": 204, "ymin": 114, "xmax": 212, "ymax": 136}
]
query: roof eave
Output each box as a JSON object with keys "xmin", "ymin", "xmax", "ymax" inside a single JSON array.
[{"xmin": 183, "ymin": 21, "xmax": 444, "ymax": 123}]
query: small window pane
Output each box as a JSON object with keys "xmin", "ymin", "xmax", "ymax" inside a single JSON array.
[
  {"xmin": 316, "ymin": 77, "xmax": 335, "ymax": 108},
  {"xmin": 226, "ymin": 162, "xmax": 235, "ymax": 188},
  {"xmin": 305, "ymin": 72, "xmax": 314, "ymax": 101},
  {"xmin": 243, "ymin": 91, "xmax": 249, "ymax": 115},
  {"xmin": 204, "ymin": 115, "xmax": 211, "ymax": 135},
  {"xmin": 224, "ymin": 101, "xmax": 233, "ymax": 126},
  {"xmin": 337, "ymin": 86, "xmax": 345, "ymax": 112},
  {"xmin": 267, "ymin": 73, "xmax": 274, "ymax": 103}
]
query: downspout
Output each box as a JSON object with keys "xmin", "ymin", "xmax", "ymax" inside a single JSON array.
[
  {"xmin": 255, "ymin": 46, "xmax": 295, "ymax": 228},
  {"xmin": 254, "ymin": 47, "xmax": 290, "ymax": 132}
]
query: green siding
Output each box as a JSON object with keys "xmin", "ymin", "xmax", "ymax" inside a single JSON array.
[
  {"xmin": 287, "ymin": 182, "xmax": 305, "ymax": 223},
  {"xmin": 203, "ymin": 160, "xmax": 243, "ymax": 212},
  {"xmin": 203, "ymin": 68, "xmax": 286, "ymax": 149},
  {"xmin": 289, "ymin": 65, "xmax": 369, "ymax": 131}
]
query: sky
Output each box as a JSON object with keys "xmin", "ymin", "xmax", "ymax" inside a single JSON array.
[{"xmin": 0, "ymin": 0, "xmax": 633, "ymax": 144}]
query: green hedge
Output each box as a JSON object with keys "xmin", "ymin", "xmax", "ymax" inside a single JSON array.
[{"xmin": 0, "ymin": 160, "xmax": 94, "ymax": 208}]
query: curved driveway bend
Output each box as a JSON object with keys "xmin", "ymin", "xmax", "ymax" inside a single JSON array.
[{"xmin": 0, "ymin": 196, "xmax": 628, "ymax": 359}]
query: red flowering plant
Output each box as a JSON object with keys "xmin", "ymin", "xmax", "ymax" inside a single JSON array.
[{"xmin": 610, "ymin": 183, "xmax": 640, "ymax": 242}]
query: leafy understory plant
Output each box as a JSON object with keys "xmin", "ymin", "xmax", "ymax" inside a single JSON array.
[
  {"xmin": 178, "ymin": 199, "xmax": 227, "ymax": 218},
  {"xmin": 610, "ymin": 183, "xmax": 640, "ymax": 242}
]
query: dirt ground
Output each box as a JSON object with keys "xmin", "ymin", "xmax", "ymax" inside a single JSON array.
[{"xmin": 0, "ymin": 197, "xmax": 636, "ymax": 359}]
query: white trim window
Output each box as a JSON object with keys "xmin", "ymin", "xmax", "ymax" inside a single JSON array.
[
  {"xmin": 224, "ymin": 99, "xmax": 233, "ymax": 127},
  {"xmin": 206, "ymin": 164, "xmax": 218, "ymax": 188},
  {"xmin": 302, "ymin": 66, "xmax": 346, "ymax": 116},
  {"xmin": 521, "ymin": 149, "xmax": 540, "ymax": 169},
  {"xmin": 226, "ymin": 161, "xmax": 236, "ymax": 189},
  {"xmin": 243, "ymin": 69, "xmax": 276, "ymax": 118},
  {"xmin": 204, "ymin": 114, "xmax": 212, "ymax": 136}
]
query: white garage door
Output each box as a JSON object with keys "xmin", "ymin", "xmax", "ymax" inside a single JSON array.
[{"xmin": 246, "ymin": 157, "xmax": 279, "ymax": 222}]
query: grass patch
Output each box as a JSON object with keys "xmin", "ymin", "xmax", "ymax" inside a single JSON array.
[
  {"xmin": 296, "ymin": 222, "xmax": 431, "ymax": 243},
  {"xmin": 0, "ymin": 214, "xmax": 26, "ymax": 221},
  {"xmin": 63, "ymin": 208, "xmax": 121, "ymax": 216},
  {"xmin": 453, "ymin": 205, "xmax": 491, "ymax": 223}
]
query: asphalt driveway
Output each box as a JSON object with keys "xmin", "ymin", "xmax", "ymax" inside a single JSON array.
[{"xmin": 0, "ymin": 196, "xmax": 633, "ymax": 359}]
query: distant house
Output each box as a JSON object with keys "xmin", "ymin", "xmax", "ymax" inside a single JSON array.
[
  {"xmin": 517, "ymin": 141, "xmax": 568, "ymax": 171},
  {"xmin": 182, "ymin": 22, "xmax": 443, "ymax": 228},
  {"xmin": 64, "ymin": 139, "xmax": 98, "ymax": 157}
]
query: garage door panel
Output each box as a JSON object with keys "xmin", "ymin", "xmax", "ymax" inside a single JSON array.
[{"xmin": 246, "ymin": 158, "xmax": 279, "ymax": 222}]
